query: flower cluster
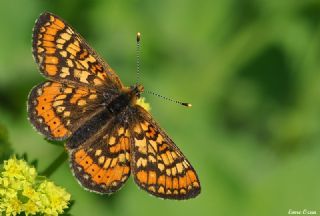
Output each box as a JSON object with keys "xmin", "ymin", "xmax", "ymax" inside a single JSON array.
[{"xmin": 0, "ymin": 157, "xmax": 71, "ymax": 216}]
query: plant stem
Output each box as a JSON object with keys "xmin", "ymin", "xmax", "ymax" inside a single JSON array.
[{"xmin": 41, "ymin": 150, "xmax": 68, "ymax": 177}]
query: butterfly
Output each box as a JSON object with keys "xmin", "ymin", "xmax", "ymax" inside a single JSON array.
[{"xmin": 27, "ymin": 12, "xmax": 201, "ymax": 199}]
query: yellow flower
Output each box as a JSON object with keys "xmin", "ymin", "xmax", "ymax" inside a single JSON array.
[
  {"xmin": 136, "ymin": 97, "xmax": 151, "ymax": 111},
  {"xmin": 0, "ymin": 157, "xmax": 71, "ymax": 216}
]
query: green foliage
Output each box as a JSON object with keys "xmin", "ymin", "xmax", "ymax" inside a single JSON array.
[{"xmin": 0, "ymin": 124, "xmax": 13, "ymax": 161}]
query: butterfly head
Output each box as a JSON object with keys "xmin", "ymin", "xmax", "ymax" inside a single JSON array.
[
  {"xmin": 131, "ymin": 84, "xmax": 144, "ymax": 98},
  {"xmin": 127, "ymin": 84, "xmax": 144, "ymax": 106}
]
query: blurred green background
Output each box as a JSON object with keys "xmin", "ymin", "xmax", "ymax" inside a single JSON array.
[{"xmin": 1, "ymin": 0, "xmax": 320, "ymax": 215}]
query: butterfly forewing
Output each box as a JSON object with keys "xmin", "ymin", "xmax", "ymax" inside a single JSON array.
[
  {"xmin": 130, "ymin": 106, "xmax": 201, "ymax": 199},
  {"xmin": 32, "ymin": 12, "xmax": 123, "ymax": 89}
]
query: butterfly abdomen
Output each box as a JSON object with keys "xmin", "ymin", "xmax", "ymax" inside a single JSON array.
[{"xmin": 67, "ymin": 91, "xmax": 133, "ymax": 149}]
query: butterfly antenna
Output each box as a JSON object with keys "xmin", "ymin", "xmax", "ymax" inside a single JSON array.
[
  {"xmin": 136, "ymin": 32, "xmax": 141, "ymax": 85},
  {"xmin": 145, "ymin": 90, "xmax": 192, "ymax": 108}
]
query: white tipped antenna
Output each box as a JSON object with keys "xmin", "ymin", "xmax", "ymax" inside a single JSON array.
[
  {"xmin": 146, "ymin": 90, "xmax": 192, "ymax": 108},
  {"xmin": 136, "ymin": 32, "xmax": 141, "ymax": 85},
  {"xmin": 135, "ymin": 32, "xmax": 192, "ymax": 108}
]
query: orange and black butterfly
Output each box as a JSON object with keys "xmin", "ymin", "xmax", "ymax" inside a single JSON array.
[{"xmin": 28, "ymin": 12, "xmax": 200, "ymax": 199}]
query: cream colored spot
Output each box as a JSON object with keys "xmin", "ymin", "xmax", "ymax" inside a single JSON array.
[
  {"xmin": 176, "ymin": 163, "xmax": 183, "ymax": 174},
  {"xmin": 89, "ymin": 94, "xmax": 97, "ymax": 100},
  {"xmin": 110, "ymin": 158, "xmax": 117, "ymax": 167},
  {"xmin": 103, "ymin": 159, "xmax": 111, "ymax": 168},
  {"xmin": 166, "ymin": 151, "xmax": 174, "ymax": 164},
  {"xmin": 38, "ymin": 47, "xmax": 44, "ymax": 53},
  {"xmin": 118, "ymin": 127, "xmax": 124, "ymax": 135},
  {"xmin": 148, "ymin": 186, "xmax": 156, "ymax": 192},
  {"xmin": 56, "ymin": 38, "xmax": 66, "ymax": 44},
  {"xmin": 134, "ymin": 125, "xmax": 141, "ymax": 133},
  {"xmin": 180, "ymin": 189, "xmax": 186, "ymax": 194},
  {"xmin": 141, "ymin": 122, "xmax": 149, "ymax": 131},
  {"xmin": 171, "ymin": 152, "xmax": 178, "ymax": 159},
  {"xmin": 66, "ymin": 28, "xmax": 74, "ymax": 34},
  {"xmin": 61, "ymin": 33, "xmax": 71, "ymax": 40},
  {"xmin": 56, "ymin": 106, "xmax": 65, "ymax": 113},
  {"xmin": 193, "ymin": 182, "xmax": 200, "ymax": 187},
  {"xmin": 57, "ymin": 44, "xmax": 63, "ymax": 49},
  {"xmin": 74, "ymin": 70, "xmax": 89, "ymax": 83},
  {"xmin": 149, "ymin": 140, "xmax": 158, "ymax": 152},
  {"xmin": 125, "ymin": 152, "xmax": 130, "ymax": 160},
  {"xmin": 60, "ymin": 51, "xmax": 68, "ymax": 57},
  {"xmin": 77, "ymin": 99, "xmax": 86, "ymax": 106},
  {"xmin": 158, "ymin": 163, "xmax": 165, "ymax": 171},
  {"xmin": 109, "ymin": 136, "xmax": 116, "ymax": 145},
  {"xmin": 183, "ymin": 161, "xmax": 189, "ymax": 168},
  {"xmin": 173, "ymin": 190, "xmax": 179, "ymax": 195},
  {"xmin": 158, "ymin": 186, "xmax": 165, "ymax": 193},
  {"xmin": 171, "ymin": 167, "xmax": 177, "ymax": 176},
  {"xmin": 93, "ymin": 78, "xmax": 102, "ymax": 85},
  {"xmin": 53, "ymin": 100, "xmax": 63, "ymax": 107},
  {"xmin": 63, "ymin": 111, "xmax": 71, "ymax": 117},
  {"xmin": 135, "ymin": 138, "xmax": 147, "ymax": 154},
  {"xmin": 95, "ymin": 149, "xmax": 102, "ymax": 156},
  {"xmin": 166, "ymin": 169, "xmax": 171, "ymax": 176},
  {"xmin": 55, "ymin": 94, "xmax": 66, "ymax": 100},
  {"xmin": 161, "ymin": 153, "xmax": 170, "ymax": 165},
  {"xmin": 148, "ymin": 155, "xmax": 156, "ymax": 163},
  {"xmin": 67, "ymin": 59, "xmax": 74, "ymax": 67},
  {"xmin": 119, "ymin": 153, "xmax": 125, "ymax": 163},
  {"xmin": 64, "ymin": 87, "xmax": 72, "ymax": 94},
  {"xmin": 98, "ymin": 156, "xmax": 105, "ymax": 164},
  {"xmin": 156, "ymin": 135, "xmax": 164, "ymax": 143},
  {"xmin": 137, "ymin": 158, "xmax": 147, "ymax": 167},
  {"xmin": 61, "ymin": 67, "xmax": 70, "ymax": 78},
  {"xmin": 166, "ymin": 190, "xmax": 172, "ymax": 195},
  {"xmin": 37, "ymin": 89, "xmax": 43, "ymax": 96}
]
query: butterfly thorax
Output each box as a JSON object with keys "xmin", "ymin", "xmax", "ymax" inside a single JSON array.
[{"xmin": 108, "ymin": 84, "xmax": 144, "ymax": 114}]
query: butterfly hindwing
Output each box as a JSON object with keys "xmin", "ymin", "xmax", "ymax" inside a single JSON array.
[
  {"xmin": 130, "ymin": 106, "xmax": 201, "ymax": 199},
  {"xmin": 69, "ymin": 119, "xmax": 131, "ymax": 194},
  {"xmin": 28, "ymin": 81, "xmax": 104, "ymax": 140},
  {"xmin": 32, "ymin": 12, "xmax": 123, "ymax": 89}
]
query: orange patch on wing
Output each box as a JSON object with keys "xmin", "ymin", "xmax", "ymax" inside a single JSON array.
[
  {"xmin": 179, "ymin": 175, "xmax": 187, "ymax": 189},
  {"xmin": 148, "ymin": 171, "xmax": 157, "ymax": 185},
  {"xmin": 136, "ymin": 170, "xmax": 147, "ymax": 184},
  {"xmin": 187, "ymin": 170, "xmax": 197, "ymax": 182},
  {"xmin": 86, "ymin": 164, "xmax": 100, "ymax": 177},
  {"xmin": 92, "ymin": 169, "xmax": 107, "ymax": 184},
  {"xmin": 35, "ymin": 83, "xmax": 69, "ymax": 137},
  {"xmin": 45, "ymin": 47, "xmax": 56, "ymax": 54},
  {"xmin": 158, "ymin": 175, "xmax": 165, "ymax": 186},
  {"xmin": 172, "ymin": 177, "xmax": 179, "ymax": 189},
  {"xmin": 53, "ymin": 18, "xmax": 65, "ymax": 29},
  {"xmin": 146, "ymin": 126, "xmax": 156, "ymax": 138},
  {"xmin": 45, "ymin": 56, "xmax": 58, "ymax": 64},
  {"xmin": 42, "ymin": 40, "xmax": 55, "ymax": 47},
  {"xmin": 70, "ymin": 88, "xmax": 89, "ymax": 104},
  {"xmin": 45, "ymin": 27, "xmax": 58, "ymax": 36},
  {"xmin": 43, "ymin": 34, "xmax": 54, "ymax": 41},
  {"xmin": 165, "ymin": 176, "xmax": 172, "ymax": 189},
  {"xmin": 45, "ymin": 64, "xmax": 57, "ymax": 75}
]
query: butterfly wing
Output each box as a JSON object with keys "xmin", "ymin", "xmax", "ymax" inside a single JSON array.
[
  {"xmin": 130, "ymin": 106, "xmax": 201, "ymax": 199},
  {"xmin": 32, "ymin": 12, "xmax": 122, "ymax": 89},
  {"xmin": 28, "ymin": 81, "xmax": 109, "ymax": 140},
  {"xmin": 69, "ymin": 117, "xmax": 131, "ymax": 194}
]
